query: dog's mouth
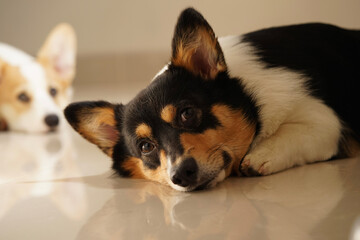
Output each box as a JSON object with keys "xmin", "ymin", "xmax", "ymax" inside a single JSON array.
[
  {"xmin": 167, "ymin": 148, "xmax": 232, "ymax": 191},
  {"xmin": 48, "ymin": 127, "xmax": 58, "ymax": 133}
]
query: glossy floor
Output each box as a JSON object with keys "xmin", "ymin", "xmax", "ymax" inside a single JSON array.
[{"xmin": 1, "ymin": 82, "xmax": 360, "ymax": 240}]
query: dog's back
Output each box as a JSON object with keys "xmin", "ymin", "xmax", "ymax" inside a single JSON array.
[
  {"xmin": 221, "ymin": 23, "xmax": 360, "ymax": 148},
  {"xmin": 243, "ymin": 23, "xmax": 360, "ymax": 138}
]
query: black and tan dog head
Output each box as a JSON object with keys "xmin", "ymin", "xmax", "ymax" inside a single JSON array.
[{"xmin": 65, "ymin": 8, "xmax": 258, "ymax": 191}]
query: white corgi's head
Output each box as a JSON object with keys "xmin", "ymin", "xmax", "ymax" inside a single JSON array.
[{"xmin": 0, "ymin": 23, "xmax": 76, "ymax": 133}]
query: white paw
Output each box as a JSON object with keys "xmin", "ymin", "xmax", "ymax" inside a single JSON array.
[{"xmin": 240, "ymin": 150, "xmax": 275, "ymax": 176}]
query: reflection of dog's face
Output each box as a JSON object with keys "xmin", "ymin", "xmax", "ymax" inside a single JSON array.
[
  {"xmin": 76, "ymin": 162, "xmax": 345, "ymax": 240},
  {"xmin": 0, "ymin": 24, "xmax": 76, "ymax": 133},
  {"xmin": 0, "ymin": 131, "xmax": 71, "ymax": 183},
  {"xmin": 65, "ymin": 8, "xmax": 258, "ymax": 191},
  {"xmin": 0, "ymin": 130, "xmax": 87, "ymax": 220}
]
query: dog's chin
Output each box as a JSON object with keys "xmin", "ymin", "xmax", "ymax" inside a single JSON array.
[{"xmin": 168, "ymin": 170, "xmax": 226, "ymax": 192}]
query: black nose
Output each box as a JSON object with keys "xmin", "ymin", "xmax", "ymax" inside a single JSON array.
[
  {"xmin": 171, "ymin": 158, "xmax": 198, "ymax": 187},
  {"xmin": 44, "ymin": 114, "xmax": 59, "ymax": 128}
]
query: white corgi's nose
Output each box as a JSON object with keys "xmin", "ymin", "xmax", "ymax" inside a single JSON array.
[{"xmin": 44, "ymin": 114, "xmax": 59, "ymax": 129}]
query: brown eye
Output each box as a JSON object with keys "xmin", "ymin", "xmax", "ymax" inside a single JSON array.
[
  {"xmin": 179, "ymin": 107, "xmax": 201, "ymax": 129},
  {"xmin": 181, "ymin": 107, "xmax": 195, "ymax": 123},
  {"xmin": 140, "ymin": 141, "xmax": 155, "ymax": 154},
  {"xmin": 18, "ymin": 92, "xmax": 30, "ymax": 103},
  {"xmin": 49, "ymin": 87, "xmax": 57, "ymax": 97}
]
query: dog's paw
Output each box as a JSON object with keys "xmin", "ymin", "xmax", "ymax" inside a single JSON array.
[{"xmin": 240, "ymin": 153, "xmax": 273, "ymax": 177}]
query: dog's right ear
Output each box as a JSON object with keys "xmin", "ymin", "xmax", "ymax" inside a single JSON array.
[{"xmin": 64, "ymin": 101, "xmax": 122, "ymax": 157}]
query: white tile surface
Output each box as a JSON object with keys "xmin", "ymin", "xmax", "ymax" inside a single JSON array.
[{"xmin": 1, "ymin": 82, "xmax": 360, "ymax": 240}]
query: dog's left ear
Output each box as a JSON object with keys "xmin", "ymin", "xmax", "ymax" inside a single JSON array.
[
  {"xmin": 37, "ymin": 23, "xmax": 77, "ymax": 82},
  {"xmin": 171, "ymin": 8, "xmax": 227, "ymax": 80}
]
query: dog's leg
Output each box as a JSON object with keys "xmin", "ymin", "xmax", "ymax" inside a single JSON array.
[{"xmin": 241, "ymin": 97, "xmax": 342, "ymax": 176}]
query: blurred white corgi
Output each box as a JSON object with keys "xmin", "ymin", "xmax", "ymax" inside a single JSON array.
[{"xmin": 0, "ymin": 24, "xmax": 76, "ymax": 133}]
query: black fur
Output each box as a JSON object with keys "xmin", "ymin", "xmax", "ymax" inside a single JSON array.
[
  {"xmin": 122, "ymin": 66, "xmax": 259, "ymax": 168},
  {"xmin": 64, "ymin": 8, "xmax": 359, "ymax": 189}
]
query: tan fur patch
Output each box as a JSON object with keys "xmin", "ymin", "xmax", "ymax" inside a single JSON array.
[
  {"xmin": 121, "ymin": 157, "xmax": 146, "ymax": 179},
  {"xmin": 0, "ymin": 63, "xmax": 31, "ymax": 116},
  {"xmin": 122, "ymin": 150, "xmax": 170, "ymax": 185},
  {"xmin": 161, "ymin": 104, "xmax": 177, "ymax": 123},
  {"xmin": 180, "ymin": 104, "xmax": 256, "ymax": 177},
  {"xmin": 135, "ymin": 123, "xmax": 152, "ymax": 139}
]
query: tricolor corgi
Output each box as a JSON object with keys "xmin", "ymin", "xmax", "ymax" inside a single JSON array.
[
  {"xmin": 65, "ymin": 8, "xmax": 360, "ymax": 191},
  {"xmin": 0, "ymin": 24, "xmax": 76, "ymax": 133}
]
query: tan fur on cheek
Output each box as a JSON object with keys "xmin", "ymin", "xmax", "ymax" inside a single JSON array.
[
  {"xmin": 121, "ymin": 157, "xmax": 146, "ymax": 179},
  {"xmin": 121, "ymin": 150, "xmax": 170, "ymax": 186},
  {"xmin": 180, "ymin": 104, "xmax": 256, "ymax": 176}
]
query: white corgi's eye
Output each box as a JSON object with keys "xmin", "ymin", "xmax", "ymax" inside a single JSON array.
[
  {"xmin": 17, "ymin": 92, "xmax": 31, "ymax": 103},
  {"xmin": 49, "ymin": 87, "xmax": 58, "ymax": 97}
]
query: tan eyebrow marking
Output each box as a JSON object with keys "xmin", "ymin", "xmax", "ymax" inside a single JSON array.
[
  {"xmin": 135, "ymin": 123, "xmax": 152, "ymax": 138},
  {"xmin": 161, "ymin": 104, "xmax": 177, "ymax": 123}
]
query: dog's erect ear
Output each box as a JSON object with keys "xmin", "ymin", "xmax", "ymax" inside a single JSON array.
[
  {"xmin": 37, "ymin": 23, "xmax": 77, "ymax": 82},
  {"xmin": 0, "ymin": 58, "xmax": 6, "ymax": 83},
  {"xmin": 64, "ymin": 101, "xmax": 121, "ymax": 157},
  {"xmin": 171, "ymin": 8, "xmax": 227, "ymax": 80},
  {"xmin": 0, "ymin": 59, "xmax": 3, "ymax": 83}
]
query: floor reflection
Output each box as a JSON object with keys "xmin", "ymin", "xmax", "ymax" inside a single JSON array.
[
  {"xmin": 0, "ymin": 130, "xmax": 87, "ymax": 220},
  {"xmin": 77, "ymin": 160, "xmax": 347, "ymax": 240}
]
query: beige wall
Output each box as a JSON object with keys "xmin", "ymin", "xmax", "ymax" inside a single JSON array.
[{"xmin": 1, "ymin": 0, "xmax": 360, "ymax": 85}]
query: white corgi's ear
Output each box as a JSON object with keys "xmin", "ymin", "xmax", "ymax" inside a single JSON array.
[
  {"xmin": 0, "ymin": 59, "xmax": 3, "ymax": 82},
  {"xmin": 37, "ymin": 23, "xmax": 77, "ymax": 81},
  {"xmin": 64, "ymin": 101, "xmax": 122, "ymax": 157},
  {"xmin": 171, "ymin": 8, "xmax": 227, "ymax": 80},
  {"xmin": 0, "ymin": 58, "xmax": 5, "ymax": 81}
]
